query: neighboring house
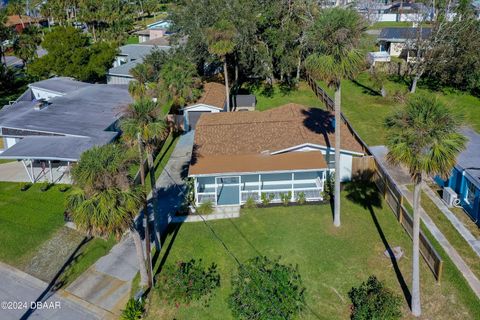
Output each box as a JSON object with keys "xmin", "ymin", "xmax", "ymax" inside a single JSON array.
[
  {"xmin": 436, "ymin": 128, "xmax": 480, "ymax": 227},
  {"xmin": 0, "ymin": 77, "xmax": 132, "ymax": 182},
  {"xmin": 107, "ymin": 44, "xmax": 170, "ymax": 85},
  {"xmin": 136, "ymin": 20, "xmax": 172, "ymax": 44},
  {"xmin": 188, "ymin": 103, "xmax": 365, "ymax": 207},
  {"xmin": 183, "ymin": 82, "xmax": 226, "ymax": 131},
  {"xmin": 233, "ymin": 94, "xmax": 256, "ymax": 112},
  {"xmin": 5, "ymin": 15, "xmax": 46, "ymax": 33},
  {"xmin": 377, "ymin": 27, "xmax": 432, "ymax": 60}
]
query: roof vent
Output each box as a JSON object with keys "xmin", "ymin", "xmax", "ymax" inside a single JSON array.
[{"xmin": 33, "ymin": 99, "xmax": 48, "ymax": 111}]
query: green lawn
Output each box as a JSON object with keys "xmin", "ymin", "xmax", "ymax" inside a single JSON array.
[
  {"xmin": 316, "ymin": 73, "xmax": 480, "ymax": 146},
  {"xmin": 251, "ymin": 82, "xmax": 322, "ymax": 111},
  {"xmin": 0, "ymin": 182, "xmax": 67, "ymax": 267},
  {"xmin": 126, "ymin": 35, "xmax": 139, "ymax": 44},
  {"xmin": 145, "ymin": 192, "xmax": 479, "ymax": 320},
  {"xmin": 58, "ymin": 236, "xmax": 116, "ymax": 287}
]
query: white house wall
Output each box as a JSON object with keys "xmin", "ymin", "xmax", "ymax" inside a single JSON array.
[{"xmin": 339, "ymin": 153, "xmax": 352, "ymax": 181}]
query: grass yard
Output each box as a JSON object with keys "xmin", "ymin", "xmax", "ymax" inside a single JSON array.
[
  {"xmin": 145, "ymin": 192, "xmax": 479, "ymax": 320},
  {"xmin": 250, "ymin": 82, "xmax": 321, "ymax": 111},
  {"xmin": 316, "ymin": 73, "xmax": 480, "ymax": 146},
  {"xmin": 0, "ymin": 182, "xmax": 67, "ymax": 267},
  {"xmin": 126, "ymin": 35, "xmax": 139, "ymax": 44}
]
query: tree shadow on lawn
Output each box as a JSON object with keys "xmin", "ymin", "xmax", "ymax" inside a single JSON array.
[
  {"xmin": 351, "ymin": 79, "xmax": 381, "ymax": 96},
  {"xmin": 344, "ymin": 169, "xmax": 412, "ymax": 308},
  {"xmin": 19, "ymin": 236, "xmax": 92, "ymax": 320}
]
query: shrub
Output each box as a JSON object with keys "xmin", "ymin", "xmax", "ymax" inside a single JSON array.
[
  {"xmin": 322, "ymin": 174, "xmax": 334, "ymax": 201},
  {"xmin": 348, "ymin": 275, "xmax": 402, "ymax": 320},
  {"xmin": 229, "ymin": 256, "xmax": 306, "ymax": 320},
  {"xmin": 184, "ymin": 178, "xmax": 196, "ymax": 206},
  {"xmin": 40, "ymin": 181, "xmax": 52, "ymax": 192},
  {"xmin": 155, "ymin": 259, "xmax": 220, "ymax": 305},
  {"xmin": 59, "ymin": 185, "xmax": 70, "ymax": 193},
  {"xmin": 244, "ymin": 197, "xmax": 257, "ymax": 209},
  {"xmin": 121, "ymin": 298, "xmax": 144, "ymax": 320},
  {"xmin": 196, "ymin": 200, "xmax": 214, "ymax": 215},
  {"xmin": 280, "ymin": 192, "xmax": 291, "ymax": 206},
  {"xmin": 261, "ymin": 193, "xmax": 275, "ymax": 206},
  {"xmin": 296, "ymin": 192, "xmax": 306, "ymax": 204},
  {"xmin": 20, "ymin": 182, "xmax": 32, "ymax": 191}
]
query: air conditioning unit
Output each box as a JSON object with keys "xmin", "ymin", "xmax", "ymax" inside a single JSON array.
[{"xmin": 443, "ymin": 187, "xmax": 458, "ymax": 208}]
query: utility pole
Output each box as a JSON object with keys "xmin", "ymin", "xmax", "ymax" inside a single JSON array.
[{"xmin": 137, "ymin": 133, "xmax": 153, "ymax": 288}]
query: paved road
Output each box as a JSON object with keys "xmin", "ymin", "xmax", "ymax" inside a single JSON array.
[{"xmin": 0, "ymin": 262, "xmax": 112, "ymax": 320}]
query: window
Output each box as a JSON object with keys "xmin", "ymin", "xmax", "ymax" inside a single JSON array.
[{"xmin": 464, "ymin": 179, "xmax": 476, "ymax": 205}]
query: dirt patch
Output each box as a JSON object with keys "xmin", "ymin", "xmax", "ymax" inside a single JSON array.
[{"xmin": 21, "ymin": 226, "xmax": 86, "ymax": 282}]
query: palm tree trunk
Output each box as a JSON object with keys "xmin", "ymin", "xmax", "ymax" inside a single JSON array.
[
  {"xmin": 147, "ymin": 151, "xmax": 161, "ymax": 251},
  {"xmin": 224, "ymin": 57, "xmax": 230, "ymax": 112},
  {"xmin": 131, "ymin": 228, "xmax": 148, "ymax": 287},
  {"xmin": 296, "ymin": 55, "xmax": 301, "ymax": 81},
  {"xmin": 333, "ymin": 83, "xmax": 341, "ymax": 227},
  {"xmin": 412, "ymin": 173, "xmax": 422, "ymax": 316},
  {"xmin": 410, "ymin": 74, "xmax": 420, "ymax": 93}
]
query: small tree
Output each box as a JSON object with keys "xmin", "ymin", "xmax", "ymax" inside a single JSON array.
[
  {"xmin": 228, "ymin": 256, "xmax": 306, "ymax": 320},
  {"xmin": 348, "ymin": 275, "xmax": 402, "ymax": 320},
  {"xmin": 13, "ymin": 25, "xmax": 42, "ymax": 68}
]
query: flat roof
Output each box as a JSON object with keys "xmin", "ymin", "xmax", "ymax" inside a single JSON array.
[
  {"xmin": 457, "ymin": 128, "xmax": 480, "ymax": 187},
  {"xmin": 378, "ymin": 27, "xmax": 432, "ymax": 42},
  {"xmin": 189, "ymin": 103, "xmax": 365, "ymax": 176}
]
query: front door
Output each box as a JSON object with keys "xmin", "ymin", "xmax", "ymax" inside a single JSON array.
[{"xmin": 216, "ymin": 176, "xmax": 240, "ymax": 205}]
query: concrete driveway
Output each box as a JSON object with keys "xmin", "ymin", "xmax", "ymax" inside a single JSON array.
[{"xmin": 0, "ymin": 262, "xmax": 112, "ymax": 320}]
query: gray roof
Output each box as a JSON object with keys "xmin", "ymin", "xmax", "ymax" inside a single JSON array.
[
  {"xmin": 108, "ymin": 58, "xmax": 143, "ymax": 77},
  {"xmin": 28, "ymin": 77, "xmax": 92, "ymax": 95},
  {"xmin": 109, "ymin": 44, "xmax": 170, "ymax": 77},
  {"xmin": 118, "ymin": 44, "xmax": 156, "ymax": 60},
  {"xmin": 457, "ymin": 128, "xmax": 480, "ymax": 187},
  {"xmin": 0, "ymin": 79, "xmax": 132, "ymax": 161},
  {"xmin": 235, "ymin": 94, "xmax": 256, "ymax": 108},
  {"xmin": 378, "ymin": 27, "xmax": 432, "ymax": 42}
]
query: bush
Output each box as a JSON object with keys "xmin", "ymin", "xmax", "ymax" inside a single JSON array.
[
  {"xmin": 348, "ymin": 275, "xmax": 402, "ymax": 320},
  {"xmin": 184, "ymin": 178, "xmax": 196, "ymax": 206},
  {"xmin": 229, "ymin": 256, "xmax": 306, "ymax": 320},
  {"xmin": 20, "ymin": 182, "xmax": 32, "ymax": 191},
  {"xmin": 59, "ymin": 185, "xmax": 70, "ymax": 193},
  {"xmin": 155, "ymin": 259, "xmax": 220, "ymax": 305},
  {"xmin": 322, "ymin": 174, "xmax": 334, "ymax": 201},
  {"xmin": 196, "ymin": 200, "xmax": 214, "ymax": 215},
  {"xmin": 244, "ymin": 197, "xmax": 257, "ymax": 209},
  {"xmin": 261, "ymin": 193, "xmax": 274, "ymax": 206},
  {"xmin": 296, "ymin": 192, "xmax": 306, "ymax": 205},
  {"xmin": 121, "ymin": 298, "xmax": 144, "ymax": 320},
  {"xmin": 280, "ymin": 192, "xmax": 291, "ymax": 206}
]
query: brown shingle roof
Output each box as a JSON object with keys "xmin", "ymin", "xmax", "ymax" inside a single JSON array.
[
  {"xmin": 192, "ymin": 82, "xmax": 226, "ymax": 109},
  {"xmin": 189, "ymin": 103, "xmax": 365, "ymax": 175},
  {"xmin": 5, "ymin": 15, "xmax": 42, "ymax": 27}
]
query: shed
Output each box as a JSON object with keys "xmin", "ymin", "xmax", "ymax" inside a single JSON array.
[{"xmin": 234, "ymin": 94, "xmax": 256, "ymax": 111}]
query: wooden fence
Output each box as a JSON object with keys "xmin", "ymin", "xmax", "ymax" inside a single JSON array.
[{"xmin": 307, "ymin": 76, "xmax": 444, "ymax": 281}]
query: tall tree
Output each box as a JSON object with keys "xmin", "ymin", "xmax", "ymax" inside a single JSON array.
[
  {"xmin": 13, "ymin": 25, "xmax": 42, "ymax": 68},
  {"xmin": 384, "ymin": 96, "xmax": 466, "ymax": 317},
  {"xmin": 0, "ymin": 9, "xmax": 12, "ymax": 66},
  {"xmin": 305, "ymin": 8, "xmax": 365, "ymax": 227},
  {"xmin": 206, "ymin": 19, "xmax": 236, "ymax": 112},
  {"xmin": 7, "ymin": 0, "xmax": 26, "ymax": 28},
  {"xmin": 66, "ymin": 144, "xmax": 149, "ymax": 287},
  {"xmin": 120, "ymin": 99, "xmax": 169, "ymax": 249}
]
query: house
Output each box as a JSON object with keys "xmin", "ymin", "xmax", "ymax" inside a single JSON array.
[
  {"xmin": 5, "ymin": 15, "xmax": 46, "ymax": 33},
  {"xmin": 135, "ymin": 20, "xmax": 172, "ymax": 44},
  {"xmin": 233, "ymin": 94, "xmax": 256, "ymax": 112},
  {"xmin": 0, "ymin": 77, "xmax": 132, "ymax": 182},
  {"xmin": 107, "ymin": 44, "xmax": 170, "ymax": 85},
  {"xmin": 377, "ymin": 27, "xmax": 432, "ymax": 60},
  {"xmin": 437, "ymin": 128, "xmax": 480, "ymax": 227},
  {"xmin": 183, "ymin": 82, "xmax": 226, "ymax": 131},
  {"xmin": 188, "ymin": 103, "xmax": 365, "ymax": 207}
]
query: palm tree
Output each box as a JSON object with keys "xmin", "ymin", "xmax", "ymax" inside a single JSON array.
[
  {"xmin": 66, "ymin": 144, "xmax": 149, "ymax": 287},
  {"xmin": 128, "ymin": 63, "xmax": 153, "ymax": 99},
  {"xmin": 305, "ymin": 8, "xmax": 365, "ymax": 227},
  {"xmin": 120, "ymin": 99, "xmax": 169, "ymax": 248},
  {"xmin": 13, "ymin": 25, "xmax": 42, "ymax": 68},
  {"xmin": 384, "ymin": 95, "xmax": 466, "ymax": 317},
  {"xmin": 206, "ymin": 19, "xmax": 236, "ymax": 112}
]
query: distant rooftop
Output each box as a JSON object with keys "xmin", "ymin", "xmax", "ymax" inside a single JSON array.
[
  {"xmin": 0, "ymin": 78, "xmax": 132, "ymax": 161},
  {"xmin": 378, "ymin": 27, "xmax": 432, "ymax": 42}
]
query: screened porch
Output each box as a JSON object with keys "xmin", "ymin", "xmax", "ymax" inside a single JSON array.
[{"xmin": 195, "ymin": 171, "xmax": 328, "ymax": 206}]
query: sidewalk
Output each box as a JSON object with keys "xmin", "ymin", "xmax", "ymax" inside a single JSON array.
[{"xmin": 0, "ymin": 261, "xmax": 112, "ymax": 320}]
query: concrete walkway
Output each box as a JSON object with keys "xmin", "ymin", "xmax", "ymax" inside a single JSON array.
[
  {"xmin": 371, "ymin": 145, "xmax": 480, "ymax": 299},
  {"xmin": 423, "ymin": 185, "xmax": 480, "ymax": 257},
  {"xmin": 63, "ymin": 132, "xmax": 195, "ymax": 315},
  {"xmin": 0, "ymin": 261, "xmax": 113, "ymax": 320}
]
